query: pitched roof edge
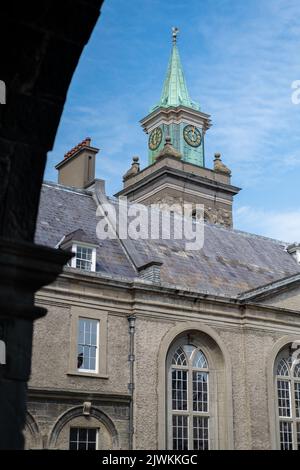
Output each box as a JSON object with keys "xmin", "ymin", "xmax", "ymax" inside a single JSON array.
[
  {"xmin": 238, "ymin": 273, "xmax": 300, "ymax": 301},
  {"xmin": 42, "ymin": 180, "xmax": 93, "ymax": 196}
]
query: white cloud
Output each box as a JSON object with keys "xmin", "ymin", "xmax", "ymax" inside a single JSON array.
[
  {"xmin": 235, "ymin": 205, "xmax": 300, "ymax": 243},
  {"xmin": 188, "ymin": 0, "xmax": 300, "ymax": 189}
]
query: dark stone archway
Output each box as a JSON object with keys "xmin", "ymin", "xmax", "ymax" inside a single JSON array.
[{"xmin": 0, "ymin": 0, "xmax": 104, "ymax": 449}]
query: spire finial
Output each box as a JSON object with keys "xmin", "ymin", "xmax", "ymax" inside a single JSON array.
[{"xmin": 172, "ymin": 27, "xmax": 179, "ymax": 44}]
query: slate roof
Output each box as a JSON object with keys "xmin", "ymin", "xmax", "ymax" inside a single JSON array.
[
  {"xmin": 61, "ymin": 229, "xmax": 95, "ymax": 247},
  {"xmin": 35, "ymin": 182, "xmax": 300, "ymax": 298},
  {"xmin": 35, "ymin": 183, "xmax": 136, "ymax": 279}
]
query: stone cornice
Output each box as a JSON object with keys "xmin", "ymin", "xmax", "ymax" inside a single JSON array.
[
  {"xmin": 116, "ymin": 162, "xmax": 241, "ymax": 198},
  {"xmin": 35, "ymin": 268, "xmax": 300, "ymax": 323},
  {"xmin": 28, "ymin": 387, "xmax": 130, "ymax": 403},
  {"xmin": 140, "ymin": 105, "xmax": 212, "ymax": 133}
]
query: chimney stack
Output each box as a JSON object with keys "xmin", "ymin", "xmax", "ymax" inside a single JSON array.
[
  {"xmin": 137, "ymin": 261, "xmax": 163, "ymax": 284},
  {"xmin": 55, "ymin": 138, "xmax": 99, "ymax": 189}
]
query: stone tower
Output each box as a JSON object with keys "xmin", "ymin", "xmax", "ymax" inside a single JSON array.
[{"xmin": 116, "ymin": 29, "xmax": 240, "ymax": 227}]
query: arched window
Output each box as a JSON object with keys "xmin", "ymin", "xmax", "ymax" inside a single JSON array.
[
  {"xmin": 275, "ymin": 348, "xmax": 300, "ymax": 450},
  {"xmin": 167, "ymin": 343, "xmax": 210, "ymax": 450}
]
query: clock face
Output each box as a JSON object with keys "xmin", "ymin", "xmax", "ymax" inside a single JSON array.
[
  {"xmin": 183, "ymin": 125, "xmax": 202, "ymax": 147},
  {"xmin": 149, "ymin": 127, "xmax": 163, "ymax": 151}
]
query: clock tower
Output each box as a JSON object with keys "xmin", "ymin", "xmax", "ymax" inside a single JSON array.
[
  {"xmin": 141, "ymin": 27, "xmax": 211, "ymax": 167},
  {"xmin": 116, "ymin": 29, "xmax": 240, "ymax": 228}
]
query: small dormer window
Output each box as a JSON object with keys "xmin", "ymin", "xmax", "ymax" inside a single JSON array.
[
  {"xmin": 76, "ymin": 245, "xmax": 93, "ymax": 270},
  {"xmin": 72, "ymin": 244, "xmax": 96, "ymax": 272},
  {"xmin": 58, "ymin": 230, "xmax": 97, "ymax": 273}
]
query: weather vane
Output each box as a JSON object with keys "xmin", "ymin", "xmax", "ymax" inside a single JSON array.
[{"xmin": 172, "ymin": 27, "xmax": 179, "ymax": 44}]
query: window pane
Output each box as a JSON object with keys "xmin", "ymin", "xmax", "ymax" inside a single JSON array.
[
  {"xmin": 295, "ymin": 382, "xmax": 300, "ymax": 418},
  {"xmin": 192, "ymin": 350, "xmax": 208, "ymax": 369},
  {"xmin": 87, "ymin": 429, "xmax": 97, "ymax": 444},
  {"xmin": 277, "ymin": 359, "xmax": 290, "ymax": 377},
  {"xmin": 193, "ymin": 371, "xmax": 208, "ymax": 412},
  {"xmin": 69, "ymin": 428, "xmax": 78, "ymax": 442},
  {"xmin": 297, "ymin": 423, "xmax": 300, "ymax": 451},
  {"xmin": 277, "ymin": 380, "xmax": 291, "ymax": 417},
  {"xmin": 76, "ymin": 246, "xmax": 93, "ymax": 271},
  {"xmin": 172, "ymin": 415, "xmax": 188, "ymax": 450},
  {"xmin": 88, "ymin": 428, "xmax": 96, "ymax": 439},
  {"xmin": 78, "ymin": 442, "xmax": 87, "ymax": 451},
  {"xmin": 183, "ymin": 345, "xmax": 196, "ymax": 360},
  {"xmin": 89, "ymin": 356, "xmax": 96, "ymax": 372},
  {"xmin": 279, "ymin": 422, "xmax": 293, "ymax": 450},
  {"xmin": 172, "ymin": 369, "xmax": 188, "ymax": 411},
  {"xmin": 78, "ymin": 321, "xmax": 84, "ymax": 343},
  {"xmin": 78, "ymin": 428, "xmax": 87, "ymax": 441},
  {"xmin": 193, "ymin": 416, "xmax": 209, "ymax": 450},
  {"xmin": 294, "ymin": 363, "xmax": 300, "ymax": 379},
  {"xmin": 88, "ymin": 442, "xmax": 96, "ymax": 450},
  {"xmin": 172, "ymin": 347, "xmax": 187, "ymax": 366},
  {"xmin": 77, "ymin": 318, "xmax": 99, "ymax": 372}
]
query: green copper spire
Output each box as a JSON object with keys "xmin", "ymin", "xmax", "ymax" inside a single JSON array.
[
  {"xmin": 152, "ymin": 28, "xmax": 200, "ymax": 111},
  {"xmin": 142, "ymin": 28, "xmax": 209, "ymax": 168}
]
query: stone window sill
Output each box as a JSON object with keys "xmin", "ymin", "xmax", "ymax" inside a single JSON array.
[{"xmin": 67, "ymin": 371, "xmax": 109, "ymax": 379}]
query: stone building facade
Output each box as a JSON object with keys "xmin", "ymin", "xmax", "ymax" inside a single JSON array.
[{"xmin": 24, "ymin": 32, "xmax": 300, "ymax": 451}]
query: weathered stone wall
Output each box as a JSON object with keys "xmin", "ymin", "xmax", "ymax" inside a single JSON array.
[
  {"xmin": 25, "ymin": 273, "xmax": 300, "ymax": 450},
  {"xmin": 261, "ymin": 288, "xmax": 300, "ymax": 311},
  {"xmin": 25, "ymin": 397, "xmax": 129, "ymax": 450}
]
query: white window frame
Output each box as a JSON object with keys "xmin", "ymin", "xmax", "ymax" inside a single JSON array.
[
  {"xmin": 275, "ymin": 350, "xmax": 300, "ymax": 450},
  {"xmin": 69, "ymin": 427, "xmax": 99, "ymax": 451},
  {"xmin": 70, "ymin": 243, "xmax": 96, "ymax": 272},
  {"xmin": 68, "ymin": 306, "xmax": 108, "ymax": 379},
  {"xmin": 77, "ymin": 317, "xmax": 100, "ymax": 374},
  {"xmin": 167, "ymin": 341, "xmax": 211, "ymax": 451}
]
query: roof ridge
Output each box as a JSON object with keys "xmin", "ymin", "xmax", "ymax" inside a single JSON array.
[
  {"xmin": 239, "ymin": 272, "xmax": 300, "ymax": 300},
  {"xmin": 210, "ymin": 223, "xmax": 289, "ymax": 245},
  {"xmin": 42, "ymin": 181, "xmax": 93, "ymax": 196}
]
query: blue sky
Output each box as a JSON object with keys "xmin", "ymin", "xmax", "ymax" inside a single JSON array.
[{"xmin": 45, "ymin": 0, "xmax": 300, "ymax": 242}]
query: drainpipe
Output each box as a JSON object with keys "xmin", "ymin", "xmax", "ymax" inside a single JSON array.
[{"xmin": 128, "ymin": 315, "xmax": 136, "ymax": 450}]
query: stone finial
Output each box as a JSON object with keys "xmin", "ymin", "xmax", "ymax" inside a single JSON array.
[
  {"xmin": 155, "ymin": 137, "xmax": 182, "ymax": 161},
  {"xmin": 172, "ymin": 27, "xmax": 179, "ymax": 44},
  {"xmin": 213, "ymin": 153, "xmax": 231, "ymax": 176},
  {"xmin": 123, "ymin": 156, "xmax": 140, "ymax": 181}
]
